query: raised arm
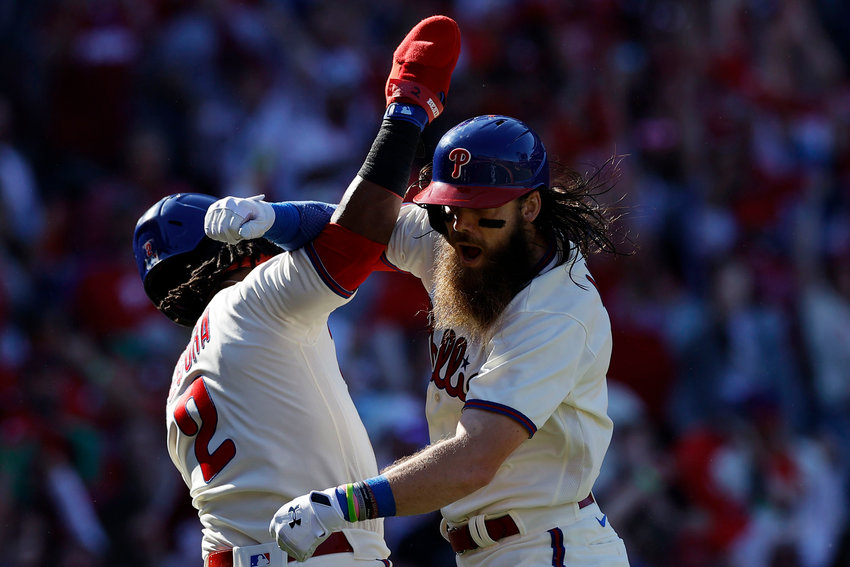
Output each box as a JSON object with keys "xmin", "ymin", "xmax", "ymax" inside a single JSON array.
[{"xmin": 204, "ymin": 15, "xmax": 461, "ymax": 250}]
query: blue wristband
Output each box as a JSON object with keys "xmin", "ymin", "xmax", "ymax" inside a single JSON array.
[
  {"xmin": 334, "ymin": 475, "xmax": 397, "ymax": 522},
  {"xmin": 265, "ymin": 203, "xmax": 299, "ymax": 247},
  {"xmin": 365, "ymin": 475, "xmax": 397, "ymax": 517},
  {"xmin": 265, "ymin": 201, "xmax": 336, "ymax": 250},
  {"xmin": 384, "ymin": 103, "xmax": 428, "ymax": 131}
]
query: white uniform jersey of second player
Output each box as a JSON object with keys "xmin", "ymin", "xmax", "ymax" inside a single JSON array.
[
  {"xmin": 164, "ymin": 239, "xmax": 389, "ymax": 561},
  {"xmin": 385, "ymin": 204, "xmax": 615, "ymax": 527}
]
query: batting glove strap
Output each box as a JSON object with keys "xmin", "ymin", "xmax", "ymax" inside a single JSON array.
[
  {"xmin": 384, "ymin": 102, "xmax": 429, "ymax": 131},
  {"xmin": 269, "ymin": 489, "xmax": 348, "ymax": 563}
]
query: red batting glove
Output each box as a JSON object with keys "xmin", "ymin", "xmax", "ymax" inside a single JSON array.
[{"xmin": 385, "ymin": 15, "xmax": 461, "ymax": 123}]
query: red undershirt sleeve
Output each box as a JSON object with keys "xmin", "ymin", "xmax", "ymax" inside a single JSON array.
[{"xmin": 310, "ymin": 223, "xmax": 390, "ymax": 291}]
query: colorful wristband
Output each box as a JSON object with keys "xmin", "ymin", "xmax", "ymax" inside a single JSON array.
[{"xmin": 334, "ymin": 475, "xmax": 396, "ymax": 521}]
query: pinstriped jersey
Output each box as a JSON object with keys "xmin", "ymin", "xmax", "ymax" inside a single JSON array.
[
  {"xmin": 385, "ymin": 204, "xmax": 615, "ymax": 524},
  {"xmin": 165, "ymin": 231, "xmax": 389, "ymax": 561}
]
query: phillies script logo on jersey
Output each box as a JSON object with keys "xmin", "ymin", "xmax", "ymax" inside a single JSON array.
[{"xmin": 430, "ymin": 329, "xmax": 476, "ymax": 401}]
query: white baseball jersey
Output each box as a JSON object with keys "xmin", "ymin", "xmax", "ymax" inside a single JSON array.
[
  {"xmin": 165, "ymin": 228, "xmax": 389, "ymax": 561},
  {"xmin": 385, "ymin": 204, "xmax": 615, "ymax": 524}
]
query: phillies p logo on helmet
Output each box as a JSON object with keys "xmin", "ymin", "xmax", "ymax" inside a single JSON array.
[{"xmin": 448, "ymin": 147, "xmax": 471, "ymax": 179}]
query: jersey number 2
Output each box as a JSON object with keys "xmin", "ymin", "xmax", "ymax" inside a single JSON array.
[{"xmin": 173, "ymin": 378, "xmax": 236, "ymax": 482}]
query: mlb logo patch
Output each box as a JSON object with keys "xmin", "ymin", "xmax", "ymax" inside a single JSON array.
[{"xmin": 250, "ymin": 553, "xmax": 271, "ymax": 567}]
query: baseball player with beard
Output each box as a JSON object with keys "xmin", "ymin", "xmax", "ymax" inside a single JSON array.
[
  {"xmin": 131, "ymin": 16, "xmax": 461, "ymax": 566},
  {"xmin": 212, "ymin": 116, "xmax": 632, "ymax": 566}
]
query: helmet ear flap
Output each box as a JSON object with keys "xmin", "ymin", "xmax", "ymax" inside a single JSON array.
[
  {"xmin": 144, "ymin": 237, "xmax": 225, "ymax": 327},
  {"xmin": 424, "ymin": 204, "xmax": 449, "ymax": 235}
]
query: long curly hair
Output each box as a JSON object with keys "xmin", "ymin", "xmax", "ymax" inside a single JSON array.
[
  {"xmin": 531, "ymin": 155, "xmax": 628, "ymax": 267},
  {"xmin": 153, "ymin": 238, "xmax": 282, "ymax": 326}
]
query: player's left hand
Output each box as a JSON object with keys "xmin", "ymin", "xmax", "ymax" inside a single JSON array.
[
  {"xmin": 204, "ymin": 194, "xmax": 275, "ymax": 244},
  {"xmin": 269, "ymin": 488, "xmax": 347, "ymax": 562},
  {"xmin": 385, "ymin": 15, "xmax": 461, "ymax": 123}
]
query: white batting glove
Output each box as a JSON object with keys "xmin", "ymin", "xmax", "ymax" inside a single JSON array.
[
  {"xmin": 269, "ymin": 489, "xmax": 347, "ymax": 563},
  {"xmin": 204, "ymin": 194, "xmax": 275, "ymax": 244}
]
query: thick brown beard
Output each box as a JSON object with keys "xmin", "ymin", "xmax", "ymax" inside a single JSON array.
[{"xmin": 431, "ymin": 225, "xmax": 536, "ymax": 343}]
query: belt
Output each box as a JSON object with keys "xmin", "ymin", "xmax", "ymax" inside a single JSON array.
[
  {"xmin": 207, "ymin": 532, "xmax": 353, "ymax": 566},
  {"xmin": 445, "ymin": 494, "xmax": 595, "ymax": 554}
]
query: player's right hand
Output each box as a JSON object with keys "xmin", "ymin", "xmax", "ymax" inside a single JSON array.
[
  {"xmin": 204, "ymin": 195, "xmax": 275, "ymax": 244},
  {"xmin": 269, "ymin": 489, "xmax": 347, "ymax": 563}
]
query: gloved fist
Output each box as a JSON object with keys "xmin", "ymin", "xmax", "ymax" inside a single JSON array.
[
  {"xmin": 269, "ymin": 488, "xmax": 347, "ymax": 563},
  {"xmin": 204, "ymin": 195, "xmax": 275, "ymax": 244},
  {"xmin": 385, "ymin": 15, "xmax": 461, "ymax": 123}
]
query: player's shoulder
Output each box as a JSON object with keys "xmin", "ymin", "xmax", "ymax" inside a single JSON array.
[
  {"xmin": 386, "ymin": 203, "xmax": 438, "ymax": 277},
  {"xmin": 500, "ymin": 259, "xmax": 611, "ymax": 354},
  {"xmin": 398, "ymin": 202, "xmax": 430, "ymax": 226},
  {"xmin": 218, "ymin": 251, "xmax": 306, "ymax": 310},
  {"xmin": 520, "ymin": 255, "xmax": 605, "ymax": 317}
]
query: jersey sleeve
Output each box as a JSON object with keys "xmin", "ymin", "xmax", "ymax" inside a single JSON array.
[
  {"xmin": 384, "ymin": 204, "xmax": 438, "ymax": 282},
  {"xmin": 246, "ymin": 223, "xmax": 385, "ymax": 327},
  {"xmin": 464, "ymin": 308, "xmax": 599, "ymax": 436},
  {"xmin": 308, "ymin": 223, "xmax": 387, "ymax": 291}
]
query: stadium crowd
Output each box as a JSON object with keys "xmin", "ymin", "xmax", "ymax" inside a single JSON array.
[{"xmin": 1, "ymin": 0, "xmax": 849, "ymax": 566}]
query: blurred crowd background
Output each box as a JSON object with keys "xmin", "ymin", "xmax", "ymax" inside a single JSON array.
[{"xmin": 1, "ymin": 0, "xmax": 850, "ymax": 566}]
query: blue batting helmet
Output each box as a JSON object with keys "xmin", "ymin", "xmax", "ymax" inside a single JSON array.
[
  {"xmin": 132, "ymin": 193, "xmax": 219, "ymax": 316},
  {"xmin": 414, "ymin": 115, "xmax": 549, "ymax": 209}
]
